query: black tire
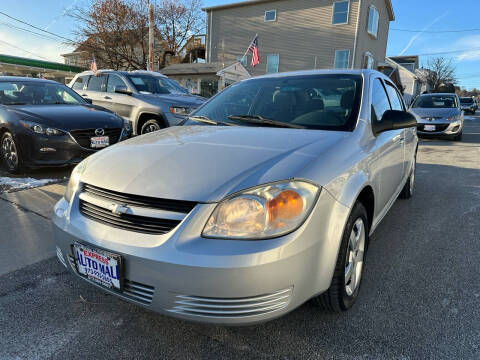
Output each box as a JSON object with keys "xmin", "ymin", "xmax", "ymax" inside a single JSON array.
[
  {"xmin": 140, "ymin": 119, "xmax": 165, "ymax": 135},
  {"xmin": 454, "ymin": 132, "xmax": 463, "ymax": 141},
  {"xmin": 399, "ymin": 156, "xmax": 416, "ymax": 199},
  {"xmin": 312, "ymin": 202, "xmax": 369, "ymax": 312},
  {"xmin": 1, "ymin": 132, "xmax": 24, "ymax": 174}
]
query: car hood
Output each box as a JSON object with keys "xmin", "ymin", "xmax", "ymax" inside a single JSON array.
[
  {"xmin": 10, "ymin": 104, "xmax": 123, "ymax": 131},
  {"xmin": 140, "ymin": 93, "xmax": 205, "ymax": 108},
  {"xmin": 409, "ymin": 107, "xmax": 460, "ymax": 119},
  {"xmin": 81, "ymin": 126, "xmax": 349, "ymax": 202}
]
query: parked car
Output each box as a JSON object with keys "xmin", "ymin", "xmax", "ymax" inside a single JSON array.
[
  {"xmin": 459, "ymin": 97, "xmax": 476, "ymax": 115},
  {"xmin": 53, "ymin": 70, "xmax": 418, "ymax": 325},
  {"xmin": 0, "ymin": 77, "xmax": 129, "ymax": 174},
  {"xmin": 409, "ymin": 93, "xmax": 464, "ymax": 141},
  {"xmin": 68, "ymin": 70, "xmax": 205, "ymax": 135}
]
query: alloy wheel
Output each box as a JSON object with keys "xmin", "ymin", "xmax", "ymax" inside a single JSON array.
[
  {"xmin": 410, "ymin": 160, "xmax": 416, "ymax": 196},
  {"xmin": 145, "ymin": 124, "xmax": 160, "ymax": 133},
  {"xmin": 344, "ymin": 218, "xmax": 366, "ymax": 296},
  {"xmin": 2, "ymin": 136, "xmax": 18, "ymax": 170}
]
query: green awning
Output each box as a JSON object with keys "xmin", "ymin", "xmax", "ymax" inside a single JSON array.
[{"xmin": 0, "ymin": 54, "xmax": 85, "ymax": 73}]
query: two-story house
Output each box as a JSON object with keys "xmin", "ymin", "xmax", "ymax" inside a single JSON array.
[{"xmin": 204, "ymin": 0, "xmax": 395, "ymax": 76}]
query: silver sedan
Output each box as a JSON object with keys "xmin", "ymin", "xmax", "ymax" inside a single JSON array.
[
  {"xmin": 53, "ymin": 70, "xmax": 418, "ymax": 325},
  {"xmin": 410, "ymin": 93, "xmax": 464, "ymax": 141}
]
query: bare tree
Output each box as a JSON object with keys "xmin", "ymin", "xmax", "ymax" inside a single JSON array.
[
  {"xmin": 154, "ymin": 0, "xmax": 204, "ymax": 64},
  {"xmin": 70, "ymin": 0, "xmax": 150, "ymax": 70},
  {"xmin": 416, "ymin": 57, "xmax": 457, "ymax": 92}
]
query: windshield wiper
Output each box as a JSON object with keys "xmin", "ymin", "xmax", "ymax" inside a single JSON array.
[
  {"xmin": 3, "ymin": 102, "xmax": 27, "ymax": 105},
  {"xmin": 188, "ymin": 116, "xmax": 236, "ymax": 126},
  {"xmin": 227, "ymin": 115, "xmax": 305, "ymax": 129}
]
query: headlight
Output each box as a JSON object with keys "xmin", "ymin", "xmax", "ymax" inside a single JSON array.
[
  {"xmin": 446, "ymin": 115, "xmax": 460, "ymax": 121},
  {"xmin": 20, "ymin": 120, "xmax": 63, "ymax": 135},
  {"xmin": 64, "ymin": 158, "xmax": 89, "ymax": 203},
  {"xmin": 202, "ymin": 181, "xmax": 320, "ymax": 239},
  {"xmin": 169, "ymin": 106, "xmax": 189, "ymax": 116},
  {"xmin": 123, "ymin": 120, "xmax": 132, "ymax": 132}
]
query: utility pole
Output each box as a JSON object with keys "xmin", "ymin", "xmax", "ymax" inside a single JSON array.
[{"xmin": 147, "ymin": 0, "xmax": 154, "ymax": 71}]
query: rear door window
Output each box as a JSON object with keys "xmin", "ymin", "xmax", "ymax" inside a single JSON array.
[
  {"xmin": 371, "ymin": 79, "xmax": 391, "ymax": 122},
  {"xmin": 87, "ymin": 75, "xmax": 106, "ymax": 92},
  {"xmin": 72, "ymin": 76, "xmax": 88, "ymax": 91}
]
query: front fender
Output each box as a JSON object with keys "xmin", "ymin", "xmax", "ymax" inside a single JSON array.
[{"xmin": 324, "ymin": 170, "xmax": 373, "ymax": 210}]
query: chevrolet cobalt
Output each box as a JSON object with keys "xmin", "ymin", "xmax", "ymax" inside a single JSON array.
[{"xmin": 53, "ymin": 70, "xmax": 418, "ymax": 325}]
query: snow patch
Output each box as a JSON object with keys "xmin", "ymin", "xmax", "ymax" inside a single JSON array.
[{"xmin": 0, "ymin": 177, "xmax": 57, "ymax": 191}]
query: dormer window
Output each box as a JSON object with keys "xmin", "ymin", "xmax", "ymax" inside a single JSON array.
[{"xmin": 265, "ymin": 10, "xmax": 277, "ymax": 22}]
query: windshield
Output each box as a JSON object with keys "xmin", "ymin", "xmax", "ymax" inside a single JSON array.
[
  {"xmin": 0, "ymin": 81, "xmax": 85, "ymax": 105},
  {"xmin": 127, "ymin": 75, "xmax": 188, "ymax": 95},
  {"xmin": 412, "ymin": 95, "xmax": 458, "ymax": 108},
  {"xmin": 185, "ymin": 74, "xmax": 363, "ymax": 131},
  {"xmin": 460, "ymin": 97, "xmax": 473, "ymax": 104}
]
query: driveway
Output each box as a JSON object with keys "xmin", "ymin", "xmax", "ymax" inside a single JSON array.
[{"xmin": 0, "ymin": 117, "xmax": 479, "ymax": 359}]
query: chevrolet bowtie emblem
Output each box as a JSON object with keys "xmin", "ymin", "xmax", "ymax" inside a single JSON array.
[{"xmin": 109, "ymin": 204, "xmax": 129, "ymax": 215}]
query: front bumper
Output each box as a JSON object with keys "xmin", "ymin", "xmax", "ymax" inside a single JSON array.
[
  {"xmin": 16, "ymin": 129, "xmax": 127, "ymax": 168},
  {"xmin": 53, "ymin": 188, "xmax": 350, "ymax": 325},
  {"xmin": 417, "ymin": 121, "xmax": 463, "ymax": 138}
]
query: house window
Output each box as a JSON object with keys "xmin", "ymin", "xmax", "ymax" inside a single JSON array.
[
  {"xmin": 364, "ymin": 53, "xmax": 374, "ymax": 69},
  {"xmin": 265, "ymin": 10, "xmax": 276, "ymax": 22},
  {"xmin": 332, "ymin": 1, "xmax": 349, "ymax": 25},
  {"xmin": 237, "ymin": 56, "xmax": 247, "ymax": 67},
  {"xmin": 367, "ymin": 6, "xmax": 379, "ymax": 37},
  {"xmin": 334, "ymin": 50, "xmax": 350, "ymax": 69},
  {"xmin": 266, "ymin": 54, "xmax": 279, "ymax": 74}
]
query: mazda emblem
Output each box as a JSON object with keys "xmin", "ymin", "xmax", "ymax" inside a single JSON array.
[{"xmin": 95, "ymin": 128, "xmax": 105, "ymax": 136}]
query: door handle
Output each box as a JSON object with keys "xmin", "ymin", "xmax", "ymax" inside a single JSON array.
[
  {"xmin": 392, "ymin": 135, "xmax": 405, "ymax": 144},
  {"xmin": 104, "ymin": 96, "xmax": 112, "ymax": 100},
  {"xmin": 81, "ymin": 94, "xmax": 88, "ymax": 97}
]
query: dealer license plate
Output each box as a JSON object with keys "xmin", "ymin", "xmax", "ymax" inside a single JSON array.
[
  {"xmin": 90, "ymin": 136, "xmax": 109, "ymax": 148},
  {"xmin": 424, "ymin": 125, "xmax": 436, "ymax": 131},
  {"xmin": 73, "ymin": 244, "xmax": 122, "ymax": 290}
]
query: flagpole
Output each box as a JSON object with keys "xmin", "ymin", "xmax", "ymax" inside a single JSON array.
[{"xmin": 240, "ymin": 33, "xmax": 258, "ymax": 64}]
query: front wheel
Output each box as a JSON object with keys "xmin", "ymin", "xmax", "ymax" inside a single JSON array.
[
  {"xmin": 312, "ymin": 202, "xmax": 369, "ymax": 312},
  {"xmin": 140, "ymin": 119, "xmax": 165, "ymax": 135},
  {"xmin": 1, "ymin": 132, "xmax": 23, "ymax": 174}
]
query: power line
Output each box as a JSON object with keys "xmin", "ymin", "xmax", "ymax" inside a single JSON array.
[
  {"xmin": 0, "ymin": 39, "xmax": 52, "ymax": 61},
  {"xmin": 412, "ymin": 47, "xmax": 480, "ymax": 57},
  {"xmin": 0, "ymin": 21, "xmax": 62, "ymax": 42},
  {"xmin": 0, "ymin": 10, "xmax": 73, "ymax": 43},
  {"xmin": 391, "ymin": 28, "xmax": 480, "ymax": 34}
]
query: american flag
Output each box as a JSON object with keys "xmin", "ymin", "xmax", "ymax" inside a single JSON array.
[
  {"xmin": 90, "ymin": 56, "xmax": 97, "ymax": 73},
  {"xmin": 248, "ymin": 36, "xmax": 260, "ymax": 67}
]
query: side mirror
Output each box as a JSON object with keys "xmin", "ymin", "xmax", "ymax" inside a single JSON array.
[
  {"xmin": 84, "ymin": 98, "xmax": 93, "ymax": 104},
  {"xmin": 373, "ymin": 110, "xmax": 417, "ymax": 136},
  {"xmin": 115, "ymin": 86, "xmax": 132, "ymax": 95}
]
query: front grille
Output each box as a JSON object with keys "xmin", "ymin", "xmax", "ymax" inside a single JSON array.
[
  {"xmin": 70, "ymin": 128, "xmax": 122, "ymax": 148},
  {"xmin": 79, "ymin": 200, "xmax": 181, "ymax": 234},
  {"xmin": 168, "ymin": 288, "xmax": 293, "ymax": 318},
  {"xmin": 83, "ymin": 184, "xmax": 197, "ymax": 213},
  {"xmin": 123, "ymin": 280, "xmax": 155, "ymax": 304},
  {"xmin": 417, "ymin": 124, "xmax": 449, "ymax": 132}
]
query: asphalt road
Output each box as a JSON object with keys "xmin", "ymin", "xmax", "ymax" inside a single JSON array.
[{"xmin": 0, "ymin": 117, "xmax": 479, "ymax": 359}]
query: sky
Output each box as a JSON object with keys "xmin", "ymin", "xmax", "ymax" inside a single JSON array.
[{"xmin": 1, "ymin": 0, "xmax": 480, "ymax": 89}]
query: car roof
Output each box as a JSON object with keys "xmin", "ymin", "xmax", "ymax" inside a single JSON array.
[
  {"xmin": 249, "ymin": 69, "xmax": 380, "ymax": 79},
  {"xmin": 75, "ymin": 70, "xmax": 168, "ymax": 78},
  {"xmin": 418, "ymin": 93, "xmax": 457, "ymax": 97},
  {"xmin": 0, "ymin": 76, "xmax": 58, "ymax": 84}
]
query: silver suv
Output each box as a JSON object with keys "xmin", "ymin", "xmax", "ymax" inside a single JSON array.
[{"xmin": 68, "ymin": 70, "xmax": 205, "ymax": 135}]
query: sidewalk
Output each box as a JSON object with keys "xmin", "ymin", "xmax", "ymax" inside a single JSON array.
[{"xmin": 0, "ymin": 184, "xmax": 65, "ymax": 276}]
